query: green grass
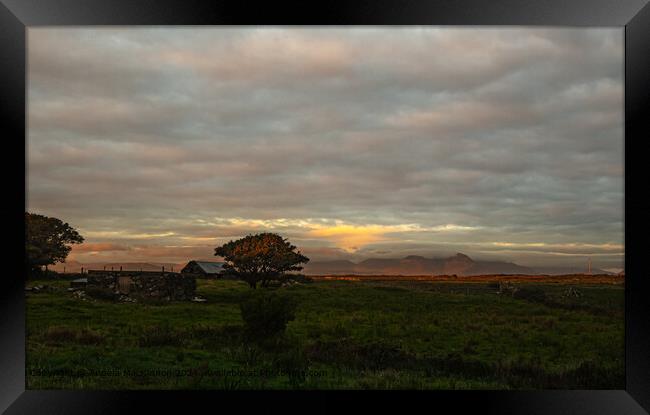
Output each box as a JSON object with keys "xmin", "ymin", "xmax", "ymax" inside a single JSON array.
[{"xmin": 26, "ymin": 278, "xmax": 624, "ymax": 389}]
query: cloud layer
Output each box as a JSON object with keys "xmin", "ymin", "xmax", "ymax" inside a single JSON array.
[{"xmin": 27, "ymin": 27, "xmax": 624, "ymax": 269}]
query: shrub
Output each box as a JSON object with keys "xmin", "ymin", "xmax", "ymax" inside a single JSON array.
[{"xmin": 239, "ymin": 291, "xmax": 297, "ymax": 343}]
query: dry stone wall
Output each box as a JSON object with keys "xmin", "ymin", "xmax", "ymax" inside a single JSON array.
[{"xmin": 86, "ymin": 271, "xmax": 196, "ymax": 301}]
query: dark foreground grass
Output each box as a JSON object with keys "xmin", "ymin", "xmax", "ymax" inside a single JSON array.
[{"xmin": 26, "ymin": 278, "xmax": 624, "ymax": 389}]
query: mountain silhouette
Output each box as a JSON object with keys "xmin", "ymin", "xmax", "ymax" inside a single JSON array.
[{"xmin": 304, "ymin": 253, "xmax": 535, "ymax": 276}]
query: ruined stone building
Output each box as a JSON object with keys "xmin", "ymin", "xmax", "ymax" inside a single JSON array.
[{"xmin": 85, "ymin": 270, "xmax": 196, "ymax": 301}]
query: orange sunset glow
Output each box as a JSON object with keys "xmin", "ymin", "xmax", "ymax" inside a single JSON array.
[{"xmin": 27, "ymin": 27, "xmax": 623, "ymax": 273}]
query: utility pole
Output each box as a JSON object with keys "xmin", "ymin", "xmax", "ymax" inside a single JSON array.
[{"xmin": 588, "ymin": 257, "xmax": 592, "ymax": 275}]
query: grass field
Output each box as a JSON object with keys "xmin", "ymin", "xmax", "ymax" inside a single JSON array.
[{"xmin": 26, "ymin": 277, "xmax": 624, "ymax": 390}]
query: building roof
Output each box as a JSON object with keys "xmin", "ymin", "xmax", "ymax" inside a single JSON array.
[{"xmin": 187, "ymin": 260, "xmax": 225, "ymax": 274}]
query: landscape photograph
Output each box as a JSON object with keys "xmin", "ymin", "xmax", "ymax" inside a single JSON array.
[{"xmin": 26, "ymin": 27, "xmax": 624, "ymax": 389}]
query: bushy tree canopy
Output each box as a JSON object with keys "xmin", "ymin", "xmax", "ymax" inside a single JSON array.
[
  {"xmin": 214, "ymin": 233, "xmax": 309, "ymax": 289},
  {"xmin": 26, "ymin": 212, "xmax": 84, "ymax": 274}
]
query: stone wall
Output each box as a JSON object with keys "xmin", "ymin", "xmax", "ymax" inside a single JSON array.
[{"xmin": 86, "ymin": 271, "xmax": 196, "ymax": 301}]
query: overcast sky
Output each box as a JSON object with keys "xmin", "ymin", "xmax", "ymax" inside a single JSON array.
[{"xmin": 27, "ymin": 27, "xmax": 624, "ymax": 269}]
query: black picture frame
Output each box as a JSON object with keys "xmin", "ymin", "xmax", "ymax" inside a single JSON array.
[{"xmin": 2, "ymin": 0, "xmax": 649, "ymax": 413}]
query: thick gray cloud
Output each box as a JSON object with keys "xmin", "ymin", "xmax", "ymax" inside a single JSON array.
[{"xmin": 27, "ymin": 27, "xmax": 623, "ymax": 269}]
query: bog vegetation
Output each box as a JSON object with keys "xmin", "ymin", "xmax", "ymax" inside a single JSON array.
[{"xmin": 26, "ymin": 277, "xmax": 623, "ymax": 390}]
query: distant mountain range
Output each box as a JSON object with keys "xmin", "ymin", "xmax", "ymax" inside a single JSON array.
[
  {"xmin": 302, "ymin": 253, "xmax": 614, "ymax": 276},
  {"xmin": 49, "ymin": 253, "xmax": 615, "ymax": 276}
]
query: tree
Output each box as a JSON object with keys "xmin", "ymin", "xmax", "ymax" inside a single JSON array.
[
  {"xmin": 214, "ymin": 233, "xmax": 309, "ymax": 289},
  {"xmin": 25, "ymin": 212, "xmax": 84, "ymax": 275}
]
